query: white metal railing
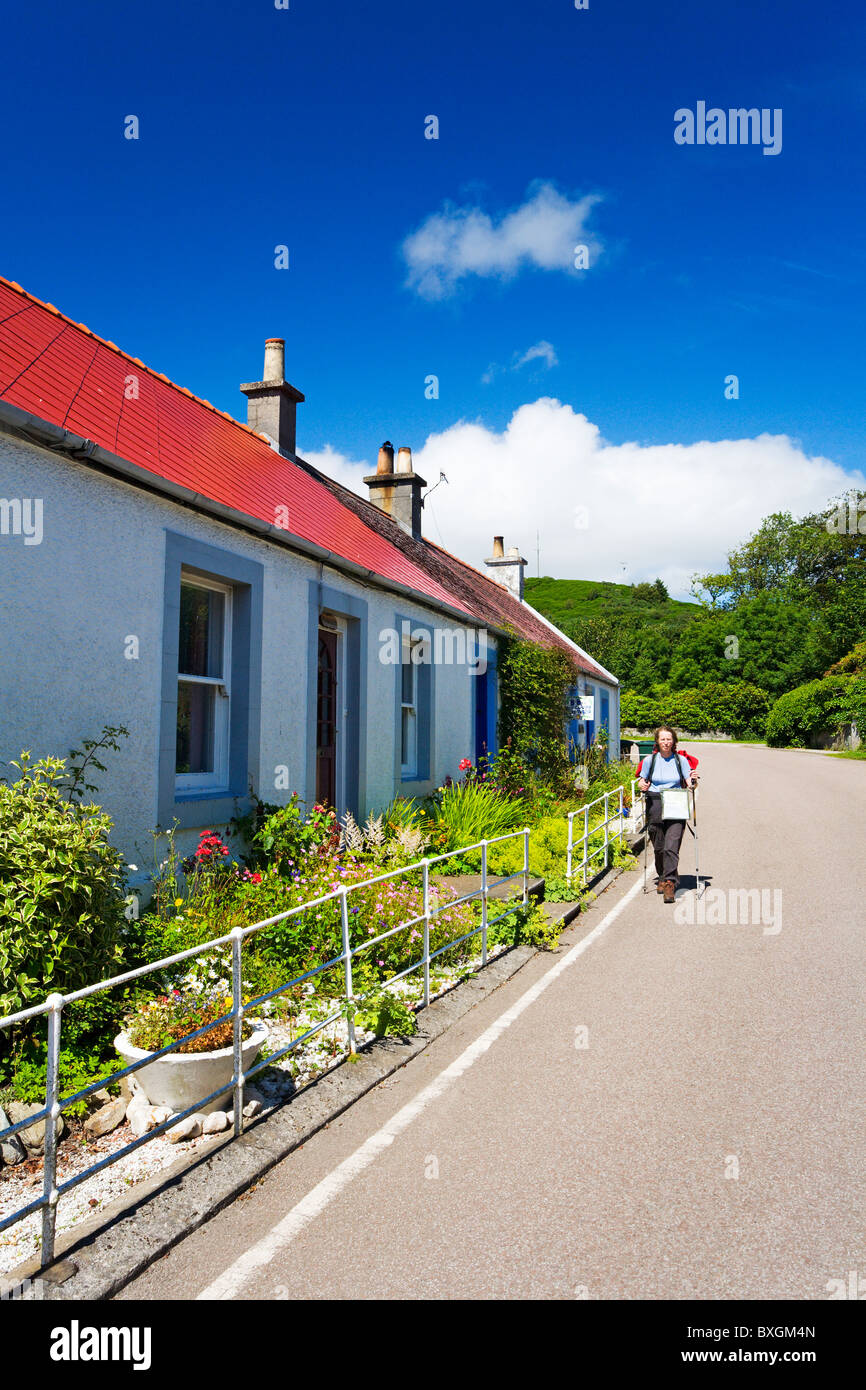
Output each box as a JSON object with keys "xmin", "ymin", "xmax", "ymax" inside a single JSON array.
[
  {"xmin": 566, "ymin": 779, "xmax": 641, "ymax": 885},
  {"xmin": 0, "ymin": 826, "xmax": 533, "ymax": 1269}
]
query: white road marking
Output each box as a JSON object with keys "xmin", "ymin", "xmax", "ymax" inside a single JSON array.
[{"xmin": 197, "ymin": 874, "xmax": 645, "ymax": 1300}]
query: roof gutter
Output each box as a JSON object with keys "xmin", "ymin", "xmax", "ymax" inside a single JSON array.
[{"xmin": 0, "ymin": 398, "xmax": 489, "ymax": 632}]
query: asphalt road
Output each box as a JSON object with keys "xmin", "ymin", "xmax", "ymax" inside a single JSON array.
[{"xmin": 118, "ymin": 744, "xmax": 865, "ymax": 1301}]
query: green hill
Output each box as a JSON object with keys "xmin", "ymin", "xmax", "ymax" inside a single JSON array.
[{"xmin": 524, "ymin": 576, "xmax": 700, "ymax": 633}]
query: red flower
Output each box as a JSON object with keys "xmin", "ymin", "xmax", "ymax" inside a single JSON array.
[
  {"xmin": 250, "ymin": 871, "xmax": 262, "ymax": 884},
  {"xmin": 459, "ymin": 758, "xmax": 472, "ymax": 771}
]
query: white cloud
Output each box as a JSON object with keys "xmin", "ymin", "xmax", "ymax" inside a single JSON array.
[
  {"xmin": 401, "ymin": 183, "xmax": 603, "ymax": 299},
  {"xmin": 307, "ymin": 400, "xmax": 865, "ymax": 601},
  {"xmin": 482, "ymin": 339, "xmax": 558, "ymax": 385},
  {"xmin": 515, "ymin": 340, "xmax": 558, "ymax": 370}
]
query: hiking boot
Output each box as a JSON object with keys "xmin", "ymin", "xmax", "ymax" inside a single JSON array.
[
  {"xmin": 656, "ymin": 879, "xmax": 665, "ymax": 893},
  {"xmin": 662, "ymin": 880, "xmax": 676, "ymax": 904}
]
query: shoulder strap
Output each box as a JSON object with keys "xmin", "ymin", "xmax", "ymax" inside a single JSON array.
[
  {"xmin": 675, "ymin": 750, "xmax": 688, "ymax": 788},
  {"xmin": 646, "ymin": 752, "xmax": 657, "ymax": 785}
]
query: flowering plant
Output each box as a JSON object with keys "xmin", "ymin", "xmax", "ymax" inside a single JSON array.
[
  {"xmin": 124, "ymin": 986, "xmax": 255, "ymax": 1054},
  {"xmin": 252, "ymin": 794, "xmax": 340, "ymax": 872},
  {"xmin": 181, "ymin": 829, "xmax": 232, "ymax": 877}
]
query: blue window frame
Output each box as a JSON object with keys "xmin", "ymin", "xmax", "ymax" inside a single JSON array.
[
  {"xmin": 158, "ymin": 532, "xmax": 263, "ymax": 829},
  {"xmin": 394, "ymin": 613, "xmax": 432, "ymax": 784}
]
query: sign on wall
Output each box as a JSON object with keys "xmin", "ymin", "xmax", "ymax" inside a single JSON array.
[{"xmin": 568, "ymin": 692, "xmax": 595, "ymax": 722}]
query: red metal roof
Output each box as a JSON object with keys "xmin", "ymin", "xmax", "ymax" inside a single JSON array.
[
  {"xmin": 0, "ymin": 276, "xmax": 612, "ymax": 681},
  {"xmin": 0, "ymin": 277, "xmax": 469, "ymax": 616}
]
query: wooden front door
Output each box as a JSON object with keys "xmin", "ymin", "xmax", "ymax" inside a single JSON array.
[{"xmin": 316, "ymin": 629, "xmax": 338, "ymax": 807}]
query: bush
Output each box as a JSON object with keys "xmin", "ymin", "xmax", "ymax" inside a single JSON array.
[
  {"xmin": 622, "ymin": 681, "xmax": 771, "ymax": 738},
  {"xmin": 766, "ymin": 675, "xmax": 866, "ymax": 747},
  {"xmin": 498, "ymin": 635, "xmax": 574, "ymax": 785},
  {"xmin": 0, "ymin": 753, "xmax": 127, "ymax": 1022},
  {"xmin": 4, "ymin": 1040, "xmax": 126, "ymax": 1116},
  {"xmin": 671, "ymin": 681, "xmax": 771, "ymax": 738},
  {"xmin": 826, "ymin": 640, "xmax": 866, "ymax": 677},
  {"xmin": 426, "ymin": 781, "xmax": 525, "ymax": 853},
  {"xmin": 250, "ymin": 796, "xmax": 340, "ymax": 873}
]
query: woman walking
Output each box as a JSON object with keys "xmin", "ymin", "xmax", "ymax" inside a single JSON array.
[{"xmin": 637, "ymin": 725, "xmax": 698, "ymax": 903}]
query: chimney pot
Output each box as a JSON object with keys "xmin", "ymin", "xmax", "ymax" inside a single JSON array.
[
  {"xmin": 364, "ymin": 441, "xmax": 426, "ymax": 539},
  {"xmin": 485, "ymin": 536, "xmax": 527, "ymax": 602},
  {"xmin": 263, "ymin": 337, "xmax": 285, "ymax": 382},
  {"xmin": 239, "ymin": 340, "xmax": 304, "ymax": 457},
  {"xmin": 377, "ymin": 441, "xmax": 395, "ymax": 475}
]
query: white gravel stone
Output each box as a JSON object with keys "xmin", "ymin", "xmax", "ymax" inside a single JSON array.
[
  {"xmin": 202, "ymin": 1111, "xmax": 229, "ymax": 1134},
  {"xmin": 167, "ymin": 1116, "xmax": 202, "ymax": 1143},
  {"xmin": 0, "ymin": 1107, "xmax": 27, "ymax": 1166},
  {"xmin": 126, "ymin": 1095, "xmax": 154, "ymax": 1137}
]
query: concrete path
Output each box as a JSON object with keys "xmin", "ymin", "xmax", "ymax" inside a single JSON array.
[{"xmin": 118, "ymin": 745, "xmax": 865, "ymax": 1301}]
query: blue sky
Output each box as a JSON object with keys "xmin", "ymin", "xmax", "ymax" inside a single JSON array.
[{"xmin": 2, "ymin": 0, "xmax": 864, "ymax": 590}]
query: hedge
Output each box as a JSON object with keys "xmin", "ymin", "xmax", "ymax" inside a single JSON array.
[
  {"xmin": 621, "ymin": 680, "xmax": 771, "ymax": 739},
  {"xmin": 765, "ymin": 675, "xmax": 866, "ymax": 747}
]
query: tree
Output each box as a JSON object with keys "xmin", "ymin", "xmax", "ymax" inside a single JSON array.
[
  {"xmin": 668, "ymin": 595, "xmax": 833, "ymax": 697},
  {"xmin": 693, "ymin": 494, "xmax": 866, "ymax": 662}
]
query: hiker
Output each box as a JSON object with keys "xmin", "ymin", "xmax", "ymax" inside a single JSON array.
[{"xmin": 637, "ymin": 725, "xmax": 697, "ymax": 904}]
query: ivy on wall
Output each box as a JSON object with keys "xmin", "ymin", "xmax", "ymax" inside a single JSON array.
[{"xmin": 497, "ymin": 634, "xmax": 574, "ymax": 784}]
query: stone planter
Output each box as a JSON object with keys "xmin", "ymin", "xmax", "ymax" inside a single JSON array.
[{"xmin": 114, "ymin": 1023, "xmax": 267, "ymax": 1117}]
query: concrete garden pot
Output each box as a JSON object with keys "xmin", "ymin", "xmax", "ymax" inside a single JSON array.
[{"xmin": 114, "ymin": 1023, "xmax": 267, "ymax": 1116}]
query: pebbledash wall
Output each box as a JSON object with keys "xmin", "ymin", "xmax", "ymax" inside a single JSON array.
[{"xmin": 0, "ymin": 431, "xmax": 480, "ymax": 890}]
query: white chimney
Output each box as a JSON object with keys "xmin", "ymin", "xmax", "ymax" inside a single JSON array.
[{"xmin": 485, "ymin": 536, "xmax": 527, "ymax": 601}]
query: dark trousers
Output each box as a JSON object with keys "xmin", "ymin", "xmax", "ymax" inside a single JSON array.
[{"xmin": 646, "ymin": 794, "xmax": 686, "ymax": 883}]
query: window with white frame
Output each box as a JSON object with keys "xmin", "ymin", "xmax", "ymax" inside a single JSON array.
[
  {"xmin": 175, "ymin": 575, "xmax": 232, "ymax": 791},
  {"xmin": 400, "ymin": 635, "xmax": 418, "ymax": 778}
]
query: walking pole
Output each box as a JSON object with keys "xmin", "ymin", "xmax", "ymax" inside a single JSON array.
[
  {"xmin": 642, "ymin": 789, "xmax": 649, "ymax": 893},
  {"xmin": 690, "ymin": 785, "xmax": 702, "ymax": 898}
]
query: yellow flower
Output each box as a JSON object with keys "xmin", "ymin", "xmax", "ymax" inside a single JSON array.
[{"xmin": 174, "ymin": 898, "xmax": 184, "ymax": 908}]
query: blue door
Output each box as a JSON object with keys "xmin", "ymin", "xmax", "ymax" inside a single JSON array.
[{"xmin": 584, "ymin": 684, "xmax": 596, "ymax": 749}]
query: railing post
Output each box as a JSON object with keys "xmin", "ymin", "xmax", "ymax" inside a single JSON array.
[
  {"xmin": 604, "ymin": 791, "xmax": 610, "ymax": 868},
  {"xmin": 41, "ymin": 993, "xmax": 63, "ymax": 1268},
  {"xmin": 422, "ymin": 859, "xmax": 430, "ymax": 1008},
  {"xmin": 566, "ymin": 811, "xmax": 574, "ymax": 883},
  {"xmin": 522, "ymin": 827, "xmax": 530, "ymax": 903},
  {"xmin": 231, "ymin": 927, "xmax": 244, "ymax": 1137},
  {"xmin": 619, "ymin": 784, "xmax": 624, "ymax": 842},
  {"xmin": 339, "ymin": 888, "xmax": 357, "ymax": 1056},
  {"xmin": 481, "ymin": 840, "xmax": 488, "ymax": 966},
  {"xmin": 583, "ymin": 805, "xmax": 589, "ymax": 887}
]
